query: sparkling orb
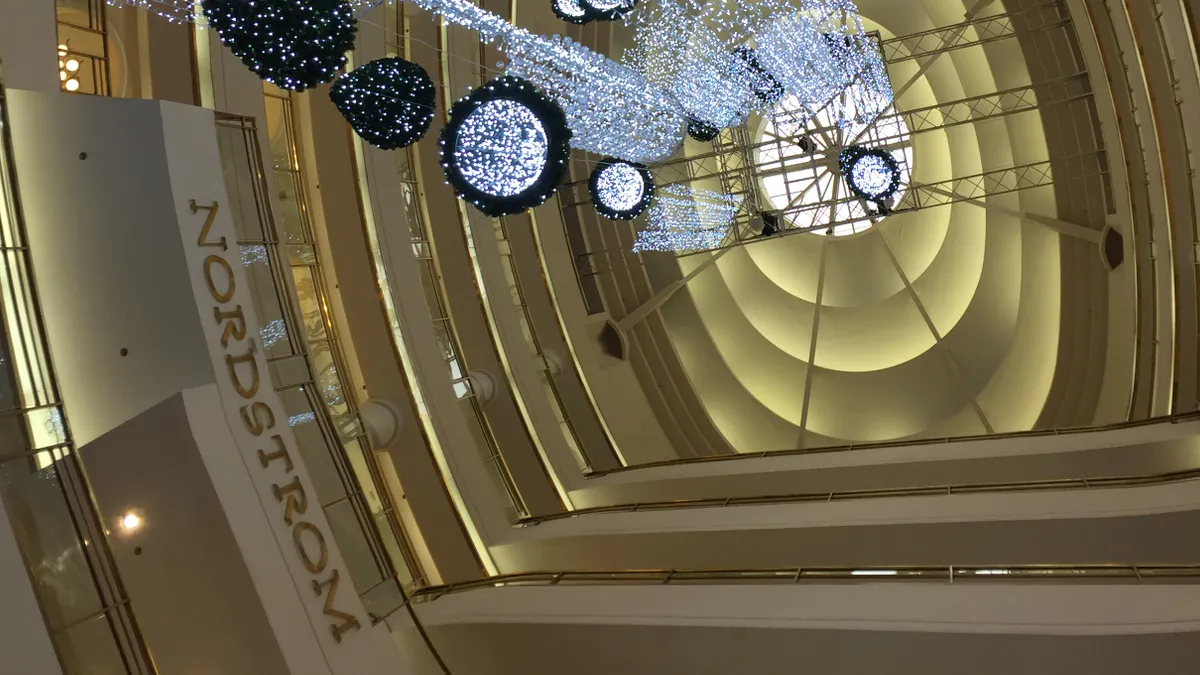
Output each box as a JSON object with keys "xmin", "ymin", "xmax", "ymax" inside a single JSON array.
[
  {"xmin": 455, "ymin": 99, "xmax": 550, "ymax": 197},
  {"xmin": 839, "ymin": 145, "xmax": 902, "ymax": 204},
  {"xmin": 440, "ymin": 76, "xmax": 571, "ymax": 217},
  {"xmin": 597, "ymin": 164, "xmax": 644, "ymax": 211},
  {"xmin": 589, "ymin": 158, "xmax": 654, "ymax": 220},
  {"xmin": 850, "ymin": 155, "xmax": 895, "ymax": 198}
]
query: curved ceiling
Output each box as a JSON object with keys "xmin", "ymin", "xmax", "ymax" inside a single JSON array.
[{"xmin": 650, "ymin": 0, "xmax": 1076, "ymax": 451}]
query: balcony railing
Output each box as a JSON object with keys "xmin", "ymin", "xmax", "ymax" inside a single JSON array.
[
  {"xmin": 214, "ymin": 107, "xmax": 424, "ymax": 617},
  {"xmin": 410, "ymin": 563, "xmax": 1200, "ymax": 601},
  {"xmin": 0, "ymin": 69, "xmax": 152, "ymax": 674},
  {"xmin": 493, "ymin": 217, "xmax": 597, "ymax": 473},
  {"xmin": 587, "ymin": 410, "xmax": 1200, "ymax": 476},
  {"xmin": 393, "ymin": 146, "xmax": 528, "ymax": 521}
]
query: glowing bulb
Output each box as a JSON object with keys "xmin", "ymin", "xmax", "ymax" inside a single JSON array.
[
  {"xmin": 64, "ymin": 79, "xmax": 80, "ymax": 92},
  {"xmin": 120, "ymin": 512, "xmax": 142, "ymax": 531},
  {"xmin": 65, "ymin": 58, "xmax": 80, "ymax": 73}
]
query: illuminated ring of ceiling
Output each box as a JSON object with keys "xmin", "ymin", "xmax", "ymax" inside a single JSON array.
[{"xmin": 664, "ymin": 4, "xmax": 1061, "ymax": 448}]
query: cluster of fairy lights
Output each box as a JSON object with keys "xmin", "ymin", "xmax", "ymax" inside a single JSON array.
[
  {"xmin": 849, "ymin": 154, "xmax": 895, "ymax": 198},
  {"xmin": 634, "ymin": 185, "xmax": 743, "ymax": 253},
  {"xmin": 403, "ymin": 0, "xmax": 682, "ymax": 162},
  {"xmin": 595, "ymin": 163, "xmax": 646, "ymax": 212},
  {"xmin": 454, "ymin": 99, "xmax": 550, "ymax": 197},
  {"xmin": 555, "ymin": 0, "xmax": 589, "ymax": 20},
  {"xmin": 104, "ymin": 0, "xmax": 382, "ymax": 24},
  {"xmin": 121, "ymin": 0, "xmax": 890, "ymax": 168},
  {"xmin": 623, "ymin": 0, "xmax": 891, "ymax": 131},
  {"xmin": 331, "ymin": 57, "xmax": 436, "ymax": 150}
]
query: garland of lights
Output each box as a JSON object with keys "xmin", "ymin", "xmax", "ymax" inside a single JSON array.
[
  {"xmin": 412, "ymin": 0, "xmax": 684, "ymax": 162},
  {"xmin": 839, "ymin": 145, "xmax": 902, "ymax": 203},
  {"xmin": 330, "ymin": 57, "xmax": 436, "ymax": 150},
  {"xmin": 201, "ymin": 0, "xmax": 357, "ymax": 92},
  {"xmin": 128, "ymin": 0, "xmax": 891, "ymax": 164},
  {"xmin": 439, "ymin": 76, "xmax": 572, "ymax": 217},
  {"xmin": 589, "ymin": 158, "xmax": 655, "ymax": 220},
  {"xmin": 633, "ymin": 185, "xmax": 743, "ymax": 253}
]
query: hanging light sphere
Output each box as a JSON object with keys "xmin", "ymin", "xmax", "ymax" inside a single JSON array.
[
  {"xmin": 330, "ymin": 57, "xmax": 436, "ymax": 150},
  {"xmin": 551, "ymin": 0, "xmax": 594, "ymax": 24},
  {"xmin": 686, "ymin": 117, "xmax": 720, "ymax": 142},
  {"xmin": 580, "ymin": 0, "xmax": 638, "ymax": 21},
  {"xmin": 839, "ymin": 145, "xmax": 902, "ymax": 203},
  {"xmin": 202, "ymin": 0, "xmax": 358, "ymax": 92},
  {"xmin": 439, "ymin": 76, "xmax": 572, "ymax": 217},
  {"xmin": 733, "ymin": 46, "xmax": 785, "ymax": 106},
  {"xmin": 589, "ymin": 158, "xmax": 654, "ymax": 220}
]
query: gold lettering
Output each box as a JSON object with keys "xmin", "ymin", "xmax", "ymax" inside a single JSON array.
[
  {"xmin": 292, "ymin": 521, "xmax": 328, "ymax": 574},
  {"xmin": 242, "ymin": 403, "xmax": 277, "ymax": 437},
  {"xmin": 257, "ymin": 436, "xmax": 291, "ymax": 474},
  {"xmin": 312, "ymin": 569, "xmax": 361, "ymax": 643},
  {"xmin": 191, "ymin": 200, "xmax": 227, "ymax": 251},
  {"xmin": 225, "ymin": 339, "xmax": 260, "ymax": 399},
  {"xmin": 272, "ymin": 474, "xmax": 308, "ymax": 525},
  {"xmin": 204, "ymin": 254, "xmax": 236, "ymax": 303},
  {"xmin": 214, "ymin": 305, "xmax": 247, "ymax": 348}
]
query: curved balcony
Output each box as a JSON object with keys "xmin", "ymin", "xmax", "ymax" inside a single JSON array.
[{"xmin": 0, "ymin": 71, "xmax": 152, "ymax": 674}]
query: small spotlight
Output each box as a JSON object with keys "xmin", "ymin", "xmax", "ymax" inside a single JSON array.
[
  {"xmin": 761, "ymin": 211, "xmax": 781, "ymax": 236},
  {"xmin": 119, "ymin": 512, "xmax": 142, "ymax": 532},
  {"xmin": 65, "ymin": 58, "xmax": 80, "ymax": 73}
]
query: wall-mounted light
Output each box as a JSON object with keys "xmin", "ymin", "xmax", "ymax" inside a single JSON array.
[{"xmin": 58, "ymin": 42, "xmax": 81, "ymax": 93}]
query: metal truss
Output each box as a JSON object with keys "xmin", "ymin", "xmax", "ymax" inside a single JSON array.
[
  {"xmin": 710, "ymin": 125, "xmax": 766, "ymax": 240},
  {"xmin": 678, "ymin": 152, "xmax": 1108, "ymax": 255},
  {"xmin": 645, "ymin": 73, "xmax": 1090, "ymax": 192},
  {"xmin": 881, "ymin": 0, "xmax": 1071, "ymax": 63}
]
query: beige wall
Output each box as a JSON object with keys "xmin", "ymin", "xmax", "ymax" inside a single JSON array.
[
  {"xmin": 83, "ymin": 392, "xmax": 293, "ymax": 675},
  {"xmin": 0, "ymin": 0, "xmax": 56, "ymax": 91}
]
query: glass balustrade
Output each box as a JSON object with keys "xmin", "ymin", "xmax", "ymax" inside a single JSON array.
[
  {"xmin": 214, "ymin": 102, "xmax": 423, "ymax": 618},
  {"xmin": 0, "ymin": 69, "xmax": 151, "ymax": 674}
]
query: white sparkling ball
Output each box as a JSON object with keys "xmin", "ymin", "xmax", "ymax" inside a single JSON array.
[
  {"xmin": 850, "ymin": 154, "xmax": 894, "ymax": 198},
  {"xmin": 596, "ymin": 162, "xmax": 646, "ymax": 212},
  {"xmin": 455, "ymin": 99, "xmax": 549, "ymax": 197}
]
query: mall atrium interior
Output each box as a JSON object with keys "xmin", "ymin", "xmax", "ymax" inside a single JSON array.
[{"xmin": 0, "ymin": 0, "xmax": 1199, "ymax": 672}]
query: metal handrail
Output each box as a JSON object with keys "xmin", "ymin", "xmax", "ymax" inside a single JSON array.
[
  {"xmin": 494, "ymin": 218, "xmax": 603, "ymax": 474},
  {"xmin": 410, "ymin": 563, "xmax": 1200, "ymax": 601},
  {"xmin": 519, "ymin": 464, "xmax": 1200, "ymax": 525},
  {"xmin": 584, "ymin": 410, "xmax": 1200, "ymax": 477}
]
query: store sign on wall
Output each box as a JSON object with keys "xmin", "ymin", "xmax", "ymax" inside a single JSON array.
[{"xmin": 187, "ymin": 198, "xmax": 363, "ymax": 644}]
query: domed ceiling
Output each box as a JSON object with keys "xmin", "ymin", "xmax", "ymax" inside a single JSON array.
[{"xmin": 631, "ymin": 0, "xmax": 1112, "ymax": 452}]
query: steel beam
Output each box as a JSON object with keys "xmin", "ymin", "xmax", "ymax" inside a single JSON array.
[
  {"xmin": 880, "ymin": 0, "xmax": 1070, "ymax": 64},
  {"xmin": 677, "ymin": 153, "xmax": 1108, "ymax": 255}
]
